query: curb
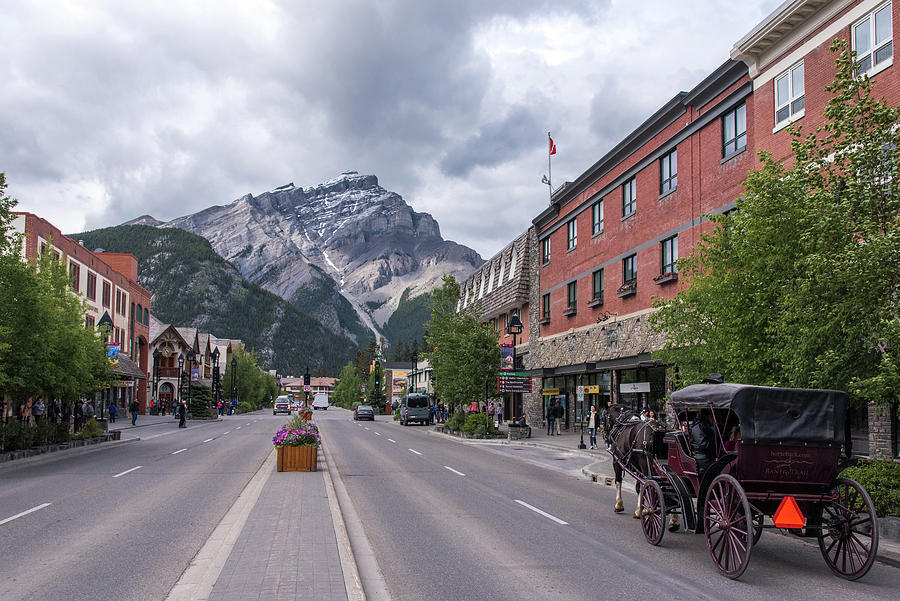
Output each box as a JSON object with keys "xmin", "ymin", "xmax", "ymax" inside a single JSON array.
[
  {"xmin": 321, "ymin": 442, "xmax": 366, "ymax": 601},
  {"xmin": 0, "ymin": 438, "xmax": 139, "ymax": 472}
]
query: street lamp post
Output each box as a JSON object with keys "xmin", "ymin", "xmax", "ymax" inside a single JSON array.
[
  {"xmin": 578, "ymin": 374, "xmax": 587, "ymax": 449},
  {"xmin": 187, "ymin": 350, "xmax": 195, "ymax": 415},
  {"xmin": 211, "ymin": 347, "xmax": 220, "ymax": 412},
  {"xmin": 231, "ymin": 357, "xmax": 237, "ymax": 412},
  {"xmin": 410, "ymin": 351, "xmax": 418, "ymax": 393},
  {"xmin": 152, "ymin": 348, "xmax": 161, "ymax": 415},
  {"xmin": 177, "ymin": 354, "xmax": 185, "ymax": 417}
]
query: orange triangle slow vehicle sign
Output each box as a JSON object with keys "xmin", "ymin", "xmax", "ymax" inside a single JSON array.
[{"xmin": 773, "ymin": 496, "xmax": 806, "ymax": 529}]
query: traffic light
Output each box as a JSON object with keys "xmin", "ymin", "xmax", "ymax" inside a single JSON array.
[
  {"xmin": 303, "ymin": 369, "xmax": 310, "ymax": 386},
  {"xmin": 374, "ymin": 360, "xmax": 381, "ymax": 390}
]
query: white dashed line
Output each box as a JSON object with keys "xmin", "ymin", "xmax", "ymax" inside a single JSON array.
[
  {"xmin": 224, "ymin": 431, "xmax": 231, "ymax": 435},
  {"xmin": 374, "ymin": 432, "xmax": 381, "ymax": 436},
  {"xmin": 443, "ymin": 466, "xmax": 465, "ymax": 476},
  {"xmin": 172, "ymin": 448, "xmax": 187, "ymax": 455},
  {"xmin": 387, "ymin": 439, "xmax": 396, "ymax": 443},
  {"xmin": 0, "ymin": 503, "xmax": 52, "ymax": 526},
  {"xmin": 246, "ymin": 422, "xmax": 251, "ymax": 425},
  {"xmin": 514, "ymin": 500, "xmax": 568, "ymax": 525},
  {"xmin": 112, "ymin": 466, "xmax": 142, "ymax": 478},
  {"xmin": 364, "ymin": 427, "xmax": 370, "ymax": 430},
  {"xmin": 203, "ymin": 438, "xmax": 214, "ymax": 443},
  {"xmin": 408, "ymin": 448, "xmax": 422, "ymax": 456},
  {"xmin": 236, "ymin": 426, "xmax": 242, "ymax": 430}
]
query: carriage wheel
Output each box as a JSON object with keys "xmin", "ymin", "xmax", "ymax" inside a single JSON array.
[
  {"xmin": 704, "ymin": 474, "xmax": 753, "ymax": 579},
  {"xmin": 640, "ymin": 480, "xmax": 666, "ymax": 546},
  {"xmin": 817, "ymin": 477, "xmax": 879, "ymax": 581}
]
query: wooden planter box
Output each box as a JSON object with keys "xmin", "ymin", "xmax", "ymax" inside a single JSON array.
[{"xmin": 276, "ymin": 445, "xmax": 318, "ymax": 472}]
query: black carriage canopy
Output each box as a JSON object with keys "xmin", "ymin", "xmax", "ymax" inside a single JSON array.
[{"xmin": 668, "ymin": 383, "xmax": 847, "ymax": 446}]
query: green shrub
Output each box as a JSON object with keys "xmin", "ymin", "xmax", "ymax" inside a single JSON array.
[
  {"xmin": 0, "ymin": 421, "xmax": 34, "ymax": 452},
  {"xmin": 73, "ymin": 418, "xmax": 104, "ymax": 440},
  {"xmin": 33, "ymin": 420, "xmax": 70, "ymax": 446},
  {"xmin": 445, "ymin": 410, "xmax": 466, "ymax": 432},
  {"xmin": 237, "ymin": 401, "xmax": 254, "ymax": 414},
  {"xmin": 393, "ymin": 408, "xmax": 400, "ymax": 421},
  {"xmin": 461, "ymin": 412, "xmax": 494, "ymax": 435},
  {"xmin": 839, "ymin": 460, "xmax": 900, "ymax": 517}
]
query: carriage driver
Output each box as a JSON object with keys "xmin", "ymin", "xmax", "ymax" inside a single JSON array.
[{"xmin": 690, "ymin": 408, "xmax": 716, "ymax": 474}]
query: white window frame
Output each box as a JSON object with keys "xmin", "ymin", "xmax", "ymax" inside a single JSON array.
[
  {"xmin": 567, "ymin": 219, "xmax": 577, "ymax": 251},
  {"xmin": 592, "ymin": 201, "xmax": 604, "ymax": 235},
  {"xmin": 661, "ymin": 236, "xmax": 678, "ymax": 275},
  {"xmin": 774, "ymin": 61, "xmax": 805, "ymax": 131},
  {"xmin": 853, "ymin": 2, "xmax": 893, "ymax": 79},
  {"xmin": 622, "ymin": 177, "xmax": 636, "ymax": 218}
]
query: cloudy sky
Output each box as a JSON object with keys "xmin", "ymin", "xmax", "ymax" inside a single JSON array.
[{"xmin": 1, "ymin": 0, "xmax": 782, "ymax": 259}]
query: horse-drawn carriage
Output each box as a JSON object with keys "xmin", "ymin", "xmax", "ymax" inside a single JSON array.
[{"xmin": 605, "ymin": 382, "xmax": 879, "ymax": 580}]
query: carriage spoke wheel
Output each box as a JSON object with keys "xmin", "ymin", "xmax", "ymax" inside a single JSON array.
[
  {"xmin": 817, "ymin": 477, "xmax": 879, "ymax": 580},
  {"xmin": 704, "ymin": 474, "xmax": 753, "ymax": 579},
  {"xmin": 640, "ymin": 480, "xmax": 666, "ymax": 546}
]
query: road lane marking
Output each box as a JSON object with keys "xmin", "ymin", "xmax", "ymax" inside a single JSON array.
[
  {"xmin": 387, "ymin": 439, "xmax": 396, "ymax": 443},
  {"xmin": 0, "ymin": 503, "xmax": 52, "ymax": 526},
  {"xmin": 236, "ymin": 426, "xmax": 242, "ymax": 430},
  {"xmin": 444, "ymin": 466, "xmax": 465, "ymax": 476},
  {"xmin": 364, "ymin": 427, "xmax": 370, "ymax": 430},
  {"xmin": 112, "ymin": 466, "xmax": 143, "ymax": 478},
  {"xmin": 203, "ymin": 438, "xmax": 214, "ymax": 443},
  {"xmin": 374, "ymin": 432, "xmax": 381, "ymax": 436},
  {"xmin": 224, "ymin": 431, "xmax": 230, "ymax": 435},
  {"xmin": 408, "ymin": 448, "xmax": 422, "ymax": 455},
  {"xmin": 246, "ymin": 422, "xmax": 251, "ymax": 425},
  {"xmin": 172, "ymin": 448, "xmax": 187, "ymax": 455},
  {"xmin": 514, "ymin": 500, "xmax": 568, "ymax": 525}
]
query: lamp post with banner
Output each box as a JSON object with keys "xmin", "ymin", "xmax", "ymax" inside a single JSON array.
[
  {"xmin": 152, "ymin": 348, "xmax": 161, "ymax": 414},
  {"xmin": 177, "ymin": 353, "xmax": 185, "ymax": 416},
  {"xmin": 506, "ymin": 312, "xmax": 523, "ymax": 419},
  {"xmin": 187, "ymin": 349, "xmax": 195, "ymax": 413},
  {"xmin": 211, "ymin": 347, "xmax": 220, "ymax": 411}
]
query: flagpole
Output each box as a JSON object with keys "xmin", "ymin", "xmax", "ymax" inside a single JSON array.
[{"xmin": 548, "ymin": 131, "xmax": 552, "ymax": 202}]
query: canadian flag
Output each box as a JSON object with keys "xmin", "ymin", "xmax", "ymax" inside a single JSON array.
[{"xmin": 549, "ymin": 135, "xmax": 557, "ymax": 156}]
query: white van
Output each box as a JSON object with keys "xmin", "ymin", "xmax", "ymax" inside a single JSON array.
[{"xmin": 312, "ymin": 393, "xmax": 330, "ymax": 410}]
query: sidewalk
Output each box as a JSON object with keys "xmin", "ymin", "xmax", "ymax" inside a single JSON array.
[{"xmin": 204, "ymin": 452, "xmax": 349, "ymax": 601}]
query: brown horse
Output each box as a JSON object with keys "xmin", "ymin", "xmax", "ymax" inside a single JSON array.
[{"xmin": 603, "ymin": 405, "xmax": 679, "ymax": 531}]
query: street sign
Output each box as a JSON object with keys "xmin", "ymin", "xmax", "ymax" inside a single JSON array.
[
  {"xmin": 585, "ymin": 385, "xmax": 600, "ymax": 394},
  {"xmin": 619, "ymin": 382, "xmax": 651, "ymax": 393},
  {"xmin": 577, "ymin": 386, "xmax": 584, "ymax": 402},
  {"xmin": 303, "ymin": 385, "xmax": 311, "ymax": 392},
  {"xmin": 497, "ymin": 371, "xmax": 532, "ymax": 393},
  {"xmin": 773, "ymin": 496, "xmax": 806, "ymax": 529},
  {"xmin": 541, "ymin": 388, "xmax": 560, "ymax": 396}
]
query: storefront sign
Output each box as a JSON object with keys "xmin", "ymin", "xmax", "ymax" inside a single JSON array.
[
  {"xmin": 498, "ymin": 371, "xmax": 532, "ymax": 393},
  {"xmin": 541, "ymin": 387, "xmax": 560, "ymax": 396},
  {"xmin": 619, "ymin": 382, "xmax": 651, "ymax": 393},
  {"xmin": 500, "ymin": 343, "xmax": 514, "ymax": 371},
  {"xmin": 584, "ymin": 385, "xmax": 600, "ymax": 394}
]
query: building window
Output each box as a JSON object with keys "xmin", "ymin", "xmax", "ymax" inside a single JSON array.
[
  {"xmin": 854, "ymin": 2, "xmax": 893, "ymax": 77},
  {"xmin": 622, "ymin": 177, "xmax": 636, "ymax": 217},
  {"xmin": 144, "ymin": 308, "xmax": 149, "ymax": 324},
  {"xmin": 660, "ymin": 150, "xmax": 677, "ymax": 195},
  {"xmin": 592, "ymin": 268, "xmax": 604, "ymax": 301},
  {"xmin": 567, "ymin": 219, "xmax": 577, "ymax": 250},
  {"xmin": 592, "ymin": 201, "xmax": 604, "ymax": 235},
  {"xmin": 567, "ymin": 281, "xmax": 577, "ymax": 309},
  {"xmin": 541, "ymin": 237, "xmax": 550, "ymax": 265},
  {"xmin": 661, "ymin": 236, "xmax": 678, "ymax": 275},
  {"xmin": 623, "ymin": 254, "xmax": 637, "ymax": 284},
  {"xmin": 86, "ymin": 272, "xmax": 96, "ymax": 301},
  {"xmin": 102, "ymin": 281, "xmax": 111, "ymax": 308},
  {"xmin": 85, "ymin": 315, "xmax": 95, "ymax": 329},
  {"xmin": 722, "ymin": 104, "xmax": 747, "ymax": 158},
  {"xmin": 69, "ymin": 262, "xmax": 80, "ymax": 292},
  {"xmin": 542, "ymin": 293, "xmax": 550, "ymax": 320},
  {"xmin": 115, "ymin": 289, "xmax": 121, "ymax": 314},
  {"xmin": 775, "ymin": 61, "xmax": 804, "ymax": 127}
]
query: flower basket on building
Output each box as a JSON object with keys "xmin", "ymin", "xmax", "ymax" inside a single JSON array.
[{"xmin": 273, "ymin": 423, "xmax": 320, "ymax": 472}]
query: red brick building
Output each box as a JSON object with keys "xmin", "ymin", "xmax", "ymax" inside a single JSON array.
[
  {"xmin": 12, "ymin": 212, "xmax": 152, "ymax": 413},
  {"xmin": 517, "ymin": 0, "xmax": 897, "ymax": 455}
]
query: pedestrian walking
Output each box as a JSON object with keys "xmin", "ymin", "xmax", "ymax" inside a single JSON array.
[
  {"xmin": 546, "ymin": 403, "xmax": 556, "ymax": 436},
  {"xmin": 32, "ymin": 398, "xmax": 46, "ymax": 423},
  {"xmin": 554, "ymin": 400, "xmax": 563, "ymax": 435},
  {"xmin": 73, "ymin": 400, "xmax": 83, "ymax": 433},
  {"xmin": 108, "ymin": 402, "xmax": 117, "ymax": 423},
  {"xmin": 588, "ymin": 404, "xmax": 599, "ymax": 449},
  {"xmin": 178, "ymin": 401, "xmax": 187, "ymax": 428},
  {"xmin": 129, "ymin": 399, "xmax": 140, "ymax": 426}
]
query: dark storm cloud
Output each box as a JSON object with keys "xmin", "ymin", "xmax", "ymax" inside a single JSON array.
[{"xmin": 439, "ymin": 104, "xmax": 544, "ymax": 177}]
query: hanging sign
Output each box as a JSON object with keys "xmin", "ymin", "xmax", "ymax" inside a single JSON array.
[
  {"xmin": 500, "ymin": 343, "xmax": 514, "ymax": 371},
  {"xmin": 497, "ymin": 371, "xmax": 532, "ymax": 393},
  {"xmin": 585, "ymin": 385, "xmax": 600, "ymax": 394},
  {"xmin": 619, "ymin": 382, "xmax": 651, "ymax": 393}
]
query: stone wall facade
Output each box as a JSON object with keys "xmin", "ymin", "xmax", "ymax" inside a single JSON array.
[{"xmin": 867, "ymin": 402, "xmax": 897, "ymax": 459}]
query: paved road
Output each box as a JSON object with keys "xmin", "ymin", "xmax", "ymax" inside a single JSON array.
[
  {"xmin": 0, "ymin": 412, "xmax": 281, "ymax": 601},
  {"xmin": 317, "ymin": 408, "xmax": 899, "ymax": 601}
]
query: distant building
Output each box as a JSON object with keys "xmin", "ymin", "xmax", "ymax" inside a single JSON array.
[{"xmin": 11, "ymin": 212, "xmax": 151, "ymax": 414}]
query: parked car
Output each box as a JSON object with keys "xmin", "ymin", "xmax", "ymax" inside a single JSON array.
[
  {"xmin": 312, "ymin": 393, "xmax": 330, "ymax": 410},
  {"xmin": 400, "ymin": 393, "xmax": 430, "ymax": 426},
  {"xmin": 354, "ymin": 405, "xmax": 375, "ymax": 421},
  {"xmin": 273, "ymin": 395, "xmax": 292, "ymax": 415}
]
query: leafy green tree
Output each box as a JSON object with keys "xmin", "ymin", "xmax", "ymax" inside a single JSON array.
[
  {"xmin": 650, "ymin": 41, "xmax": 900, "ymax": 412},
  {"xmin": 331, "ymin": 362, "xmax": 363, "ymax": 409},
  {"xmin": 365, "ymin": 361, "xmax": 386, "ymax": 408},
  {"xmin": 230, "ymin": 347, "xmax": 277, "ymax": 409},
  {"xmin": 423, "ymin": 275, "xmax": 500, "ymax": 407}
]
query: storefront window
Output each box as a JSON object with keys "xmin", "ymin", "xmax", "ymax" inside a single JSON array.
[{"xmin": 617, "ymin": 366, "xmax": 667, "ymax": 414}]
